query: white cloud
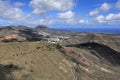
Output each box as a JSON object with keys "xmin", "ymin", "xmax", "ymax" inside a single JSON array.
[
  {"xmin": 57, "ymin": 11, "xmax": 75, "ymax": 19},
  {"xmin": 116, "ymin": 0, "xmax": 120, "ymax": 9},
  {"xmin": 94, "ymin": 13, "xmax": 120, "ymax": 24},
  {"xmin": 56, "ymin": 11, "xmax": 87, "ymax": 25},
  {"xmin": 89, "ymin": 2, "xmax": 111, "ymax": 16},
  {"xmin": 29, "ymin": 0, "xmax": 74, "ymax": 14},
  {"xmin": 57, "ymin": 11, "xmax": 80, "ymax": 25},
  {"xmin": 64, "ymin": 19, "xmax": 77, "ymax": 25},
  {"xmin": 26, "ymin": 18, "xmax": 54, "ymax": 25},
  {"xmin": 95, "ymin": 15, "xmax": 105, "ymax": 23},
  {"xmin": 0, "ymin": 0, "xmax": 119, "ymax": 27},
  {"xmin": 100, "ymin": 3, "xmax": 111, "ymax": 11},
  {"xmin": 106, "ymin": 13, "xmax": 120, "ymax": 21},
  {"xmin": 0, "ymin": 1, "xmax": 54, "ymax": 26},
  {"xmin": 14, "ymin": 2, "xmax": 25, "ymax": 7},
  {"xmin": 65, "ymin": 19, "xmax": 89, "ymax": 25},
  {"xmin": 79, "ymin": 20, "xmax": 85, "ymax": 23},
  {"xmin": 106, "ymin": 14, "xmax": 114, "ymax": 20},
  {"xmin": 56, "ymin": 11, "xmax": 90, "ymax": 25},
  {"xmin": 0, "ymin": 1, "xmax": 28, "ymax": 21},
  {"xmin": 89, "ymin": 10, "xmax": 99, "ymax": 16}
]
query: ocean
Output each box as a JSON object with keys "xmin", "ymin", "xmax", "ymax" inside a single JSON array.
[{"xmin": 54, "ymin": 28, "xmax": 120, "ymax": 35}]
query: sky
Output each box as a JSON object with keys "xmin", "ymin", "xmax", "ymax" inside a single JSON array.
[{"xmin": 0, "ymin": 0, "xmax": 120, "ymax": 29}]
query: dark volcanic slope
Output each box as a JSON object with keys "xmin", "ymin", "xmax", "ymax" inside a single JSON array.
[
  {"xmin": 64, "ymin": 42, "xmax": 120, "ymax": 80},
  {"xmin": 70, "ymin": 42, "xmax": 120, "ymax": 66}
]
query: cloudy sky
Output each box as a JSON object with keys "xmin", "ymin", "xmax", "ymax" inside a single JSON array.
[{"xmin": 0, "ymin": 0, "xmax": 120, "ymax": 28}]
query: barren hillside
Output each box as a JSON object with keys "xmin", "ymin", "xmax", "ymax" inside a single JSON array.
[{"xmin": 0, "ymin": 42, "xmax": 120, "ymax": 80}]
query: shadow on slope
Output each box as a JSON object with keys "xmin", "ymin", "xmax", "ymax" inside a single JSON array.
[
  {"xmin": 19, "ymin": 29, "xmax": 42, "ymax": 41},
  {"xmin": 0, "ymin": 64, "xmax": 20, "ymax": 80},
  {"xmin": 67, "ymin": 42, "xmax": 120, "ymax": 66}
]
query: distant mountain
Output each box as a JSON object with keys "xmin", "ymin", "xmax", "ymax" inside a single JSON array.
[
  {"xmin": 0, "ymin": 25, "xmax": 120, "ymax": 52},
  {"xmin": 35, "ymin": 25, "xmax": 48, "ymax": 29}
]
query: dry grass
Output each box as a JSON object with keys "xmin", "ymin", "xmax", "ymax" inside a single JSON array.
[
  {"xmin": 0, "ymin": 42, "xmax": 74, "ymax": 80},
  {"xmin": 0, "ymin": 42, "xmax": 120, "ymax": 80}
]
